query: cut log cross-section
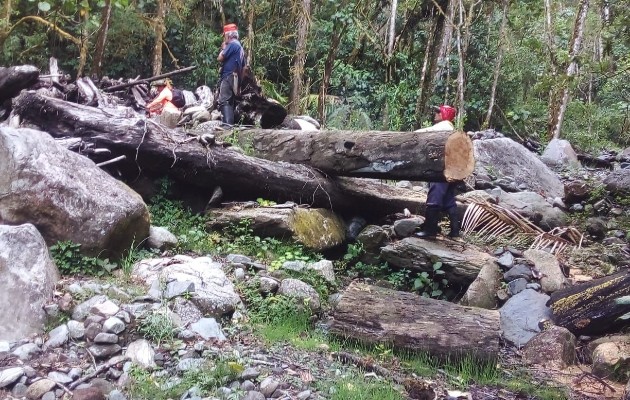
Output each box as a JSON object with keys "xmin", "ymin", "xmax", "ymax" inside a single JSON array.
[
  {"xmin": 222, "ymin": 129, "xmax": 475, "ymax": 181},
  {"xmin": 330, "ymin": 281, "xmax": 501, "ymax": 361}
]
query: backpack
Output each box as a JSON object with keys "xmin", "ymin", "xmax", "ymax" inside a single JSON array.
[{"xmin": 171, "ymin": 88, "xmax": 186, "ymax": 108}]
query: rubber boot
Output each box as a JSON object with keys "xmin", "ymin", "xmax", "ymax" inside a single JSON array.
[
  {"xmin": 447, "ymin": 208, "xmax": 461, "ymax": 238},
  {"xmin": 221, "ymin": 104, "xmax": 234, "ymax": 126},
  {"xmin": 415, "ymin": 206, "xmax": 441, "ymax": 239}
]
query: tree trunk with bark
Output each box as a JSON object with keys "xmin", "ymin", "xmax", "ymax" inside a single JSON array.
[
  {"xmin": 549, "ymin": 0, "xmax": 590, "ymax": 139},
  {"xmin": 91, "ymin": 0, "xmax": 113, "ymax": 77},
  {"xmin": 152, "ymin": 0, "xmax": 166, "ymax": 76},
  {"xmin": 483, "ymin": 0, "xmax": 509, "ymax": 129},
  {"xmin": 330, "ymin": 281, "xmax": 501, "ymax": 361},
  {"xmin": 11, "ymin": 91, "xmax": 433, "ymax": 217},
  {"xmin": 549, "ymin": 270, "xmax": 630, "ymax": 335},
  {"xmin": 289, "ymin": 0, "xmax": 311, "ymax": 115},
  {"xmin": 231, "ymin": 129, "xmax": 475, "ymax": 181}
]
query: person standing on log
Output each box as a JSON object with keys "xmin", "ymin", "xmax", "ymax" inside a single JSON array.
[
  {"xmin": 146, "ymin": 79, "xmax": 180, "ymax": 116},
  {"xmin": 217, "ymin": 23, "xmax": 246, "ymax": 126},
  {"xmin": 415, "ymin": 105, "xmax": 460, "ymax": 239}
]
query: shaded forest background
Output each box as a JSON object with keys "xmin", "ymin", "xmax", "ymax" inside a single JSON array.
[{"xmin": 1, "ymin": 0, "xmax": 628, "ymax": 151}]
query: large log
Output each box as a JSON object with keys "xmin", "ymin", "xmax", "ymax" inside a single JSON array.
[
  {"xmin": 219, "ymin": 129, "xmax": 475, "ymax": 181},
  {"xmin": 380, "ymin": 237, "xmax": 495, "ymax": 286},
  {"xmin": 549, "ymin": 270, "xmax": 630, "ymax": 335},
  {"xmin": 11, "ymin": 91, "xmax": 430, "ymax": 216},
  {"xmin": 0, "ymin": 65, "xmax": 40, "ymax": 104},
  {"xmin": 330, "ymin": 281, "xmax": 501, "ymax": 361}
]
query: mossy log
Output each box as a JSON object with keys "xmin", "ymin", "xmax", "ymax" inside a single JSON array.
[
  {"xmin": 11, "ymin": 91, "xmax": 429, "ymax": 216},
  {"xmin": 0, "ymin": 65, "xmax": 39, "ymax": 104},
  {"xmin": 215, "ymin": 129, "xmax": 475, "ymax": 181},
  {"xmin": 548, "ymin": 270, "xmax": 630, "ymax": 335},
  {"xmin": 330, "ymin": 281, "xmax": 501, "ymax": 361}
]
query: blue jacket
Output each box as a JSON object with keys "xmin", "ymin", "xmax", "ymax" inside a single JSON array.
[{"xmin": 220, "ymin": 40, "xmax": 245, "ymax": 80}]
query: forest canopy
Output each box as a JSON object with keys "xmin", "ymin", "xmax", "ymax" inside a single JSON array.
[{"xmin": 1, "ymin": 0, "xmax": 628, "ymax": 151}]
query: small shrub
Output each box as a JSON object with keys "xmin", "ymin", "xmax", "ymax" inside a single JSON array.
[
  {"xmin": 136, "ymin": 306, "xmax": 176, "ymax": 346},
  {"xmin": 49, "ymin": 240, "xmax": 117, "ymax": 276},
  {"xmin": 413, "ymin": 261, "xmax": 448, "ymax": 299}
]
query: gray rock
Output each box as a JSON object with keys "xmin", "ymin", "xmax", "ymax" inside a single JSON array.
[
  {"xmin": 44, "ymin": 324, "xmax": 69, "ymax": 349},
  {"xmin": 147, "ymin": 226, "xmax": 178, "ymax": 251},
  {"xmin": 12, "ymin": 343, "xmax": 41, "ymax": 361},
  {"xmin": 507, "ymin": 278, "xmax": 528, "ymax": 296},
  {"xmin": 42, "ymin": 391, "xmax": 56, "ymax": 400},
  {"xmin": 48, "ymin": 370, "xmax": 73, "ymax": 384},
  {"xmin": 282, "ymin": 260, "xmax": 307, "ymax": 273},
  {"xmin": 277, "ymin": 279, "xmax": 321, "ymax": 312},
  {"xmin": 522, "ymin": 326, "xmax": 576, "ymax": 369},
  {"xmin": 496, "ymin": 252, "xmax": 514, "ymax": 269},
  {"xmin": 90, "ymin": 300, "xmax": 120, "ymax": 317},
  {"xmin": 604, "ymin": 169, "xmax": 630, "ymax": 195},
  {"xmin": 541, "ymin": 139, "xmax": 580, "ymax": 168},
  {"xmin": 240, "ymin": 367, "xmax": 260, "ymax": 380},
  {"xmin": 190, "ymin": 318, "xmax": 226, "ymax": 341},
  {"xmin": 241, "ymin": 380, "xmax": 256, "ymax": 391},
  {"xmin": 307, "ymin": 259, "xmax": 336, "ymax": 283},
  {"xmin": 108, "ymin": 389, "xmax": 127, "ymax": 400},
  {"xmin": 0, "ymin": 341, "xmax": 9, "ymax": 353},
  {"xmin": 103, "ymin": 317, "xmax": 125, "ymax": 334},
  {"xmin": 297, "ymin": 390, "xmax": 312, "ymax": 400},
  {"xmin": 88, "ymin": 344, "xmax": 122, "ymax": 359},
  {"xmin": 69, "ymin": 367, "xmax": 83, "ymax": 380},
  {"xmin": 125, "ymin": 339, "xmax": 157, "ymax": 370},
  {"xmin": 259, "ymin": 277, "xmax": 280, "ymax": 295},
  {"xmin": 177, "ymin": 358, "xmax": 204, "ymax": 372},
  {"xmin": 11, "ymin": 382, "xmax": 27, "ymax": 398},
  {"xmin": 72, "ymin": 295, "xmax": 108, "ymax": 321},
  {"xmin": 165, "ymin": 280, "xmax": 195, "ymax": 299},
  {"xmin": 25, "ymin": 378, "xmax": 56, "ymax": 398},
  {"xmin": 393, "ymin": 218, "xmax": 423, "ymax": 238},
  {"xmin": 503, "ymin": 264, "xmax": 533, "ymax": 282},
  {"xmin": 67, "ymin": 320, "xmax": 86, "ymax": 339},
  {"xmin": 0, "ymin": 367, "xmax": 24, "ymax": 388},
  {"xmin": 523, "ymin": 249, "xmax": 569, "ymax": 293},
  {"xmin": 460, "ymin": 262, "xmax": 501, "ymax": 309},
  {"xmin": 233, "ymin": 268, "xmax": 246, "ymax": 281},
  {"xmin": 94, "ymin": 332, "xmax": 118, "ymax": 344},
  {"xmin": 259, "ymin": 376, "xmax": 280, "ymax": 397},
  {"xmin": 172, "ymin": 298, "xmax": 203, "ymax": 327},
  {"xmin": 242, "ymin": 391, "xmax": 266, "ymax": 400},
  {"xmin": 500, "ymin": 289, "xmax": 552, "ymax": 347},
  {"xmin": 226, "ymin": 254, "xmax": 253, "ymax": 264}
]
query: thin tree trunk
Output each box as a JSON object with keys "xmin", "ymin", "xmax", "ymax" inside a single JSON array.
[
  {"xmin": 387, "ymin": 0, "xmax": 398, "ymax": 57},
  {"xmin": 289, "ymin": 0, "xmax": 311, "ymax": 115},
  {"xmin": 550, "ymin": 0, "xmax": 590, "ymax": 139},
  {"xmin": 483, "ymin": 0, "xmax": 509, "ymax": 129},
  {"xmin": 245, "ymin": 2, "xmax": 255, "ymax": 65},
  {"xmin": 318, "ymin": 28, "xmax": 344, "ymax": 124},
  {"xmin": 76, "ymin": 8, "xmax": 90, "ymax": 78},
  {"xmin": 441, "ymin": 0, "xmax": 454, "ymax": 103},
  {"xmin": 455, "ymin": 0, "xmax": 465, "ymax": 119},
  {"xmin": 0, "ymin": 0, "xmax": 11, "ymax": 48},
  {"xmin": 90, "ymin": 0, "xmax": 113, "ymax": 77},
  {"xmin": 414, "ymin": 19, "xmax": 436, "ymax": 125},
  {"xmin": 151, "ymin": 0, "xmax": 166, "ymax": 76}
]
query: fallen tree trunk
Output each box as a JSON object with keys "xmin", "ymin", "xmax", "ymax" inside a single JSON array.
[
  {"xmin": 549, "ymin": 270, "xmax": 630, "ymax": 335},
  {"xmin": 12, "ymin": 91, "xmax": 431, "ymax": 216},
  {"xmin": 380, "ymin": 237, "xmax": 494, "ymax": 286},
  {"xmin": 0, "ymin": 65, "xmax": 40, "ymax": 104},
  {"xmin": 330, "ymin": 281, "xmax": 501, "ymax": 361},
  {"xmin": 217, "ymin": 129, "xmax": 475, "ymax": 181}
]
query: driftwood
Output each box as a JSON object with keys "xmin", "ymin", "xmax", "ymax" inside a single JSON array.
[
  {"xmin": 548, "ymin": 270, "xmax": 630, "ymax": 335},
  {"xmin": 218, "ymin": 129, "xmax": 475, "ymax": 181},
  {"xmin": 102, "ymin": 66, "xmax": 197, "ymax": 92},
  {"xmin": 0, "ymin": 65, "xmax": 40, "ymax": 104},
  {"xmin": 12, "ymin": 91, "xmax": 431, "ymax": 216},
  {"xmin": 330, "ymin": 281, "xmax": 501, "ymax": 361}
]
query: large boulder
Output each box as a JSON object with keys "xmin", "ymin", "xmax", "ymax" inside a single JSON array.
[
  {"xmin": 604, "ymin": 169, "xmax": 630, "ymax": 196},
  {"xmin": 473, "ymin": 138, "xmax": 564, "ymax": 198},
  {"xmin": 0, "ymin": 127, "xmax": 150, "ymax": 258},
  {"xmin": 0, "ymin": 224, "xmax": 59, "ymax": 341},
  {"xmin": 540, "ymin": 139, "xmax": 580, "ymax": 169}
]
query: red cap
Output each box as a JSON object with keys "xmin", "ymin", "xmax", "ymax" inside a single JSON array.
[
  {"xmin": 437, "ymin": 105, "xmax": 456, "ymax": 121},
  {"xmin": 223, "ymin": 24, "xmax": 238, "ymax": 33}
]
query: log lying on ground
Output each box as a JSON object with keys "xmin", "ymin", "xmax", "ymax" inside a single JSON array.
[
  {"xmin": 12, "ymin": 91, "xmax": 430, "ymax": 216},
  {"xmin": 0, "ymin": 65, "xmax": 40, "ymax": 104},
  {"xmin": 380, "ymin": 237, "xmax": 495, "ymax": 286},
  {"xmin": 216, "ymin": 129, "xmax": 475, "ymax": 181},
  {"xmin": 330, "ymin": 281, "xmax": 501, "ymax": 361},
  {"xmin": 549, "ymin": 270, "xmax": 630, "ymax": 335}
]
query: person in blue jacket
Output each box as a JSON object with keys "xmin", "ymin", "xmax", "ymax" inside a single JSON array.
[{"xmin": 217, "ymin": 23, "xmax": 245, "ymax": 126}]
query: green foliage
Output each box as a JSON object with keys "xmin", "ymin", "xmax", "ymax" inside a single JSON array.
[
  {"xmin": 256, "ymin": 198, "xmax": 277, "ymax": 207},
  {"xmin": 49, "ymin": 240, "xmax": 117, "ymax": 277},
  {"xmin": 413, "ymin": 261, "xmax": 449, "ymax": 299},
  {"xmin": 136, "ymin": 306, "xmax": 176, "ymax": 346},
  {"xmin": 324, "ymin": 373, "xmax": 405, "ymax": 400},
  {"xmin": 239, "ymin": 278, "xmax": 310, "ymax": 326}
]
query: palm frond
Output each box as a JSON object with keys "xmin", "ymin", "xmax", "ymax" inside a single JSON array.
[{"xmin": 460, "ymin": 194, "xmax": 582, "ymax": 255}]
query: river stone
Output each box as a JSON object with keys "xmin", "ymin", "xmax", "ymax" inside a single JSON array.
[
  {"xmin": 0, "ymin": 367, "xmax": 24, "ymax": 388},
  {"xmin": 500, "ymin": 289, "xmax": 552, "ymax": 348},
  {"xmin": 126, "ymin": 339, "xmax": 157, "ymax": 370},
  {"xmin": 277, "ymin": 279, "xmax": 321, "ymax": 312}
]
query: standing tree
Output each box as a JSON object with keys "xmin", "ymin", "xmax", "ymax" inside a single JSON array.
[
  {"xmin": 289, "ymin": 0, "xmax": 312, "ymax": 114},
  {"xmin": 483, "ymin": 0, "xmax": 509, "ymax": 129},
  {"xmin": 90, "ymin": 0, "xmax": 113, "ymax": 77}
]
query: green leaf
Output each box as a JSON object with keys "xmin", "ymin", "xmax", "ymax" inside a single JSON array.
[
  {"xmin": 617, "ymin": 312, "xmax": 630, "ymax": 320},
  {"xmin": 615, "ymin": 296, "xmax": 630, "ymax": 305},
  {"xmin": 38, "ymin": 1, "xmax": 51, "ymax": 11}
]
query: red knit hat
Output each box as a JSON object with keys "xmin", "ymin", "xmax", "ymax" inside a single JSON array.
[
  {"xmin": 435, "ymin": 105, "xmax": 456, "ymax": 121},
  {"xmin": 223, "ymin": 24, "xmax": 238, "ymax": 33}
]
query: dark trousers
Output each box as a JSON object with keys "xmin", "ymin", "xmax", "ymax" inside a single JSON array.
[
  {"xmin": 426, "ymin": 182, "xmax": 457, "ymax": 211},
  {"xmin": 218, "ymin": 74, "xmax": 236, "ymax": 108}
]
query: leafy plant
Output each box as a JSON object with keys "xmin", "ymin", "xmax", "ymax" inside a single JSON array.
[
  {"xmin": 256, "ymin": 197, "xmax": 277, "ymax": 207},
  {"xmin": 49, "ymin": 240, "xmax": 117, "ymax": 276},
  {"xmin": 413, "ymin": 261, "xmax": 448, "ymax": 299}
]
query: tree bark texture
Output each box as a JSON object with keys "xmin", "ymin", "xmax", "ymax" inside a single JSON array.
[
  {"xmin": 549, "ymin": 270, "xmax": 630, "ymax": 336},
  {"xmin": 289, "ymin": 0, "xmax": 311, "ymax": 114},
  {"xmin": 483, "ymin": 0, "xmax": 508, "ymax": 129},
  {"xmin": 232, "ymin": 129, "xmax": 475, "ymax": 181},
  {"xmin": 0, "ymin": 65, "xmax": 39, "ymax": 104},
  {"xmin": 91, "ymin": 0, "xmax": 113, "ymax": 77},
  {"xmin": 11, "ymin": 91, "xmax": 431, "ymax": 217},
  {"xmin": 330, "ymin": 281, "xmax": 501, "ymax": 361},
  {"xmin": 152, "ymin": 0, "xmax": 166, "ymax": 76}
]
